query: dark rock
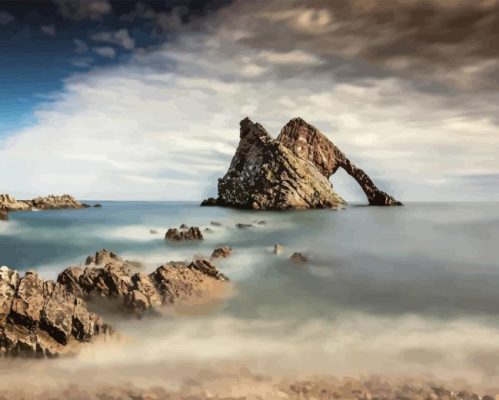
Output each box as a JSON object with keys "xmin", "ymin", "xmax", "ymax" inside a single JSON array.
[
  {"xmin": 165, "ymin": 227, "xmax": 203, "ymax": 241},
  {"xmin": 210, "ymin": 221, "xmax": 223, "ymax": 226},
  {"xmin": 149, "ymin": 229, "xmax": 158, "ymax": 234},
  {"xmin": 255, "ymin": 220, "xmax": 266, "ymax": 225},
  {"xmin": 278, "ymin": 118, "xmax": 402, "ymax": 206},
  {"xmin": 200, "ymin": 197, "xmax": 219, "ymax": 206},
  {"xmin": 236, "ymin": 223, "xmax": 253, "ymax": 229},
  {"xmin": 179, "ymin": 223, "xmax": 188, "ymax": 229},
  {"xmin": 211, "ymin": 246, "xmax": 232, "ymax": 259},
  {"xmin": 93, "ymin": 204, "xmax": 102, "ymax": 208},
  {"xmin": 201, "ymin": 118, "xmax": 346, "ymax": 210},
  {"xmin": 290, "ymin": 252, "xmax": 308, "ymax": 263}
]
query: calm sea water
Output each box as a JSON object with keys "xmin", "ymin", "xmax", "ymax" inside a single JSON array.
[{"xmin": 1, "ymin": 202, "xmax": 499, "ymax": 384}]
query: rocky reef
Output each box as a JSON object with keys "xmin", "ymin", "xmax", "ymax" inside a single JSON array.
[
  {"xmin": 0, "ymin": 194, "xmax": 89, "ymax": 221},
  {"xmin": 0, "ymin": 250, "xmax": 229, "ymax": 357},
  {"xmin": 202, "ymin": 117, "xmax": 401, "ymax": 209}
]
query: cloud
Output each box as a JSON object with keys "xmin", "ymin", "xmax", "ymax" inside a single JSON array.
[
  {"xmin": 0, "ymin": 0, "xmax": 498, "ymax": 201},
  {"xmin": 93, "ymin": 46, "xmax": 116, "ymax": 59},
  {"xmin": 0, "ymin": 11, "xmax": 14, "ymax": 25},
  {"xmin": 91, "ymin": 29, "xmax": 135, "ymax": 50},
  {"xmin": 74, "ymin": 39, "xmax": 89, "ymax": 54},
  {"xmin": 55, "ymin": 0, "xmax": 111, "ymax": 21},
  {"xmin": 40, "ymin": 25, "xmax": 56, "ymax": 36}
]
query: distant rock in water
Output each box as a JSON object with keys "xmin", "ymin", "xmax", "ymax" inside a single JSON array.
[
  {"xmin": 93, "ymin": 203, "xmax": 103, "ymax": 208},
  {"xmin": 211, "ymin": 246, "xmax": 232, "ymax": 259},
  {"xmin": 0, "ymin": 266, "xmax": 110, "ymax": 358},
  {"xmin": 278, "ymin": 118, "xmax": 401, "ymax": 206},
  {"xmin": 290, "ymin": 252, "xmax": 308, "ymax": 263},
  {"xmin": 202, "ymin": 118, "xmax": 346, "ymax": 210},
  {"xmin": 201, "ymin": 117, "xmax": 401, "ymax": 209},
  {"xmin": 165, "ymin": 227, "xmax": 203, "ymax": 241}
]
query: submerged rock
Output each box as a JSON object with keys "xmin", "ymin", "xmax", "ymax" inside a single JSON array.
[
  {"xmin": 290, "ymin": 252, "xmax": 308, "ymax": 263},
  {"xmin": 278, "ymin": 118, "xmax": 402, "ymax": 206},
  {"xmin": 165, "ymin": 227, "xmax": 204, "ymax": 241},
  {"xmin": 211, "ymin": 247, "xmax": 232, "ymax": 259},
  {"xmin": 210, "ymin": 221, "xmax": 223, "ymax": 227},
  {"xmin": 0, "ymin": 267, "xmax": 110, "ymax": 358},
  {"xmin": 93, "ymin": 204, "xmax": 103, "ymax": 208},
  {"xmin": 236, "ymin": 223, "xmax": 253, "ymax": 229}
]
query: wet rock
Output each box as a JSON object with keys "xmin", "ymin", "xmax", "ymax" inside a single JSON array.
[
  {"xmin": 290, "ymin": 252, "xmax": 308, "ymax": 263},
  {"xmin": 149, "ymin": 229, "xmax": 158, "ymax": 234},
  {"xmin": 255, "ymin": 220, "xmax": 266, "ymax": 225},
  {"xmin": 211, "ymin": 247, "xmax": 232, "ymax": 259},
  {"xmin": 201, "ymin": 118, "xmax": 346, "ymax": 210},
  {"xmin": 278, "ymin": 118, "xmax": 402, "ymax": 206},
  {"xmin": 236, "ymin": 223, "xmax": 253, "ymax": 229},
  {"xmin": 210, "ymin": 221, "xmax": 223, "ymax": 226},
  {"xmin": 93, "ymin": 204, "xmax": 103, "ymax": 208},
  {"xmin": 200, "ymin": 197, "xmax": 219, "ymax": 206},
  {"xmin": 204, "ymin": 228, "xmax": 213, "ymax": 233},
  {"xmin": 273, "ymin": 244, "xmax": 284, "ymax": 255},
  {"xmin": 0, "ymin": 210, "xmax": 8, "ymax": 221},
  {"xmin": 165, "ymin": 227, "xmax": 203, "ymax": 241},
  {"xmin": 179, "ymin": 223, "xmax": 189, "ymax": 229}
]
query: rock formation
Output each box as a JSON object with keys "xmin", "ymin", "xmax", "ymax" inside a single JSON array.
[
  {"xmin": 278, "ymin": 118, "xmax": 401, "ymax": 206},
  {"xmin": 165, "ymin": 227, "xmax": 204, "ymax": 241},
  {"xmin": 0, "ymin": 194, "xmax": 89, "ymax": 221},
  {"xmin": 290, "ymin": 252, "xmax": 308, "ymax": 263},
  {"xmin": 0, "ymin": 266, "xmax": 110, "ymax": 357},
  {"xmin": 211, "ymin": 247, "xmax": 232, "ymax": 259},
  {"xmin": 58, "ymin": 250, "xmax": 229, "ymax": 315},
  {"xmin": 201, "ymin": 117, "xmax": 401, "ymax": 209},
  {"xmin": 203, "ymin": 118, "xmax": 346, "ymax": 210}
]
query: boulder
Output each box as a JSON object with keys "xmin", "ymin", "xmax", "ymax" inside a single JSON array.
[
  {"xmin": 290, "ymin": 252, "xmax": 308, "ymax": 263},
  {"xmin": 278, "ymin": 118, "xmax": 402, "ymax": 206},
  {"xmin": 165, "ymin": 227, "xmax": 203, "ymax": 241},
  {"xmin": 211, "ymin": 247, "xmax": 232, "ymax": 259},
  {"xmin": 201, "ymin": 118, "xmax": 346, "ymax": 210},
  {"xmin": 236, "ymin": 223, "xmax": 253, "ymax": 229},
  {"xmin": 94, "ymin": 204, "xmax": 103, "ymax": 208}
]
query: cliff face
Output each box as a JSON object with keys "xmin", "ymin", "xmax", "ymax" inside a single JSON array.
[
  {"xmin": 278, "ymin": 118, "xmax": 402, "ymax": 206},
  {"xmin": 214, "ymin": 118, "xmax": 346, "ymax": 210}
]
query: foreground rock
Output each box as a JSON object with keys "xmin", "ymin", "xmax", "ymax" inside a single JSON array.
[
  {"xmin": 58, "ymin": 250, "xmax": 229, "ymax": 315},
  {"xmin": 202, "ymin": 118, "xmax": 346, "ymax": 210},
  {"xmin": 278, "ymin": 118, "xmax": 402, "ymax": 206},
  {"xmin": 201, "ymin": 117, "xmax": 401, "ymax": 209},
  {"xmin": 0, "ymin": 266, "xmax": 110, "ymax": 357},
  {"xmin": 165, "ymin": 227, "xmax": 203, "ymax": 241}
]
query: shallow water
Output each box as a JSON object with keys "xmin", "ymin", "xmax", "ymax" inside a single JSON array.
[{"xmin": 1, "ymin": 202, "xmax": 499, "ymax": 387}]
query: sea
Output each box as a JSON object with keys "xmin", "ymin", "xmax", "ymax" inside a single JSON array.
[{"xmin": 1, "ymin": 201, "xmax": 499, "ymax": 389}]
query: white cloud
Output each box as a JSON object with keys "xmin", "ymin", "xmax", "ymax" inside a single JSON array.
[
  {"xmin": 91, "ymin": 29, "xmax": 135, "ymax": 50},
  {"xmin": 93, "ymin": 46, "xmax": 116, "ymax": 59}
]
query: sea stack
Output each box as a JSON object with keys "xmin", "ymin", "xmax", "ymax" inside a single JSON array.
[{"xmin": 201, "ymin": 118, "xmax": 401, "ymax": 209}]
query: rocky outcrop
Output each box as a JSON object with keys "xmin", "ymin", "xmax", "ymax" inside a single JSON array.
[
  {"xmin": 203, "ymin": 118, "xmax": 346, "ymax": 210},
  {"xmin": 211, "ymin": 247, "xmax": 232, "ymax": 259},
  {"xmin": 278, "ymin": 118, "xmax": 401, "ymax": 206},
  {"xmin": 58, "ymin": 250, "xmax": 229, "ymax": 315},
  {"xmin": 165, "ymin": 227, "xmax": 203, "ymax": 241},
  {"xmin": 290, "ymin": 252, "xmax": 308, "ymax": 263},
  {"xmin": 0, "ymin": 266, "xmax": 110, "ymax": 358},
  {"xmin": 0, "ymin": 194, "xmax": 89, "ymax": 221}
]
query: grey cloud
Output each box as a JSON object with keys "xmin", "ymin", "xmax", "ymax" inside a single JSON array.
[
  {"xmin": 74, "ymin": 39, "xmax": 89, "ymax": 54},
  {"xmin": 91, "ymin": 29, "xmax": 135, "ymax": 50},
  {"xmin": 0, "ymin": 11, "xmax": 14, "ymax": 25},
  {"xmin": 93, "ymin": 46, "xmax": 116, "ymax": 59},
  {"xmin": 40, "ymin": 25, "xmax": 56, "ymax": 36},
  {"xmin": 55, "ymin": 0, "xmax": 111, "ymax": 21}
]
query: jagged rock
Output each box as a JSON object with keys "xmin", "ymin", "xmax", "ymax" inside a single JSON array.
[
  {"xmin": 236, "ymin": 223, "xmax": 253, "ymax": 229},
  {"xmin": 273, "ymin": 244, "xmax": 284, "ymax": 255},
  {"xmin": 290, "ymin": 252, "xmax": 308, "ymax": 263},
  {"xmin": 211, "ymin": 247, "xmax": 232, "ymax": 259},
  {"xmin": 0, "ymin": 194, "xmax": 87, "ymax": 212},
  {"xmin": 201, "ymin": 118, "xmax": 346, "ymax": 210},
  {"xmin": 0, "ymin": 194, "xmax": 30, "ymax": 211},
  {"xmin": 165, "ymin": 227, "xmax": 203, "ymax": 241},
  {"xmin": 58, "ymin": 250, "xmax": 229, "ymax": 315},
  {"xmin": 201, "ymin": 197, "xmax": 219, "ymax": 206},
  {"xmin": 0, "ymin": 267, "xmax": 110, "ymax": 357},
  {"xmin": 278, "ymin": 118, "xmax": 402, "ymax": 206},
  {"xmin": 179, "ymin": 223, "xmax": 188, "ymax": 229}
]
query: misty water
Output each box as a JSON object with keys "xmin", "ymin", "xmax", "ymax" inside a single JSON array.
[{"xmin": 1, "ymin": 201, "xmax": 499, "ymax": 388}]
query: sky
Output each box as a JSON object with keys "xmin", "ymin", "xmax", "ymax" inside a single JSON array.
[{"xmin": 0, "ymin": 0, "xmax": 498, "ymax": 201}]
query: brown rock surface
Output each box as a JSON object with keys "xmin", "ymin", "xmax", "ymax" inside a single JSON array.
[
  {"xmin": 278, "ymin": 118, "xmax": 401, "ymax": 206},
  {"xmin": 165, "ymin": 227, "xmax": 203, "ymax": 241},
  {"xmin": 211, "ymin": 247, "xmax": 232, "ymax": 259}
]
